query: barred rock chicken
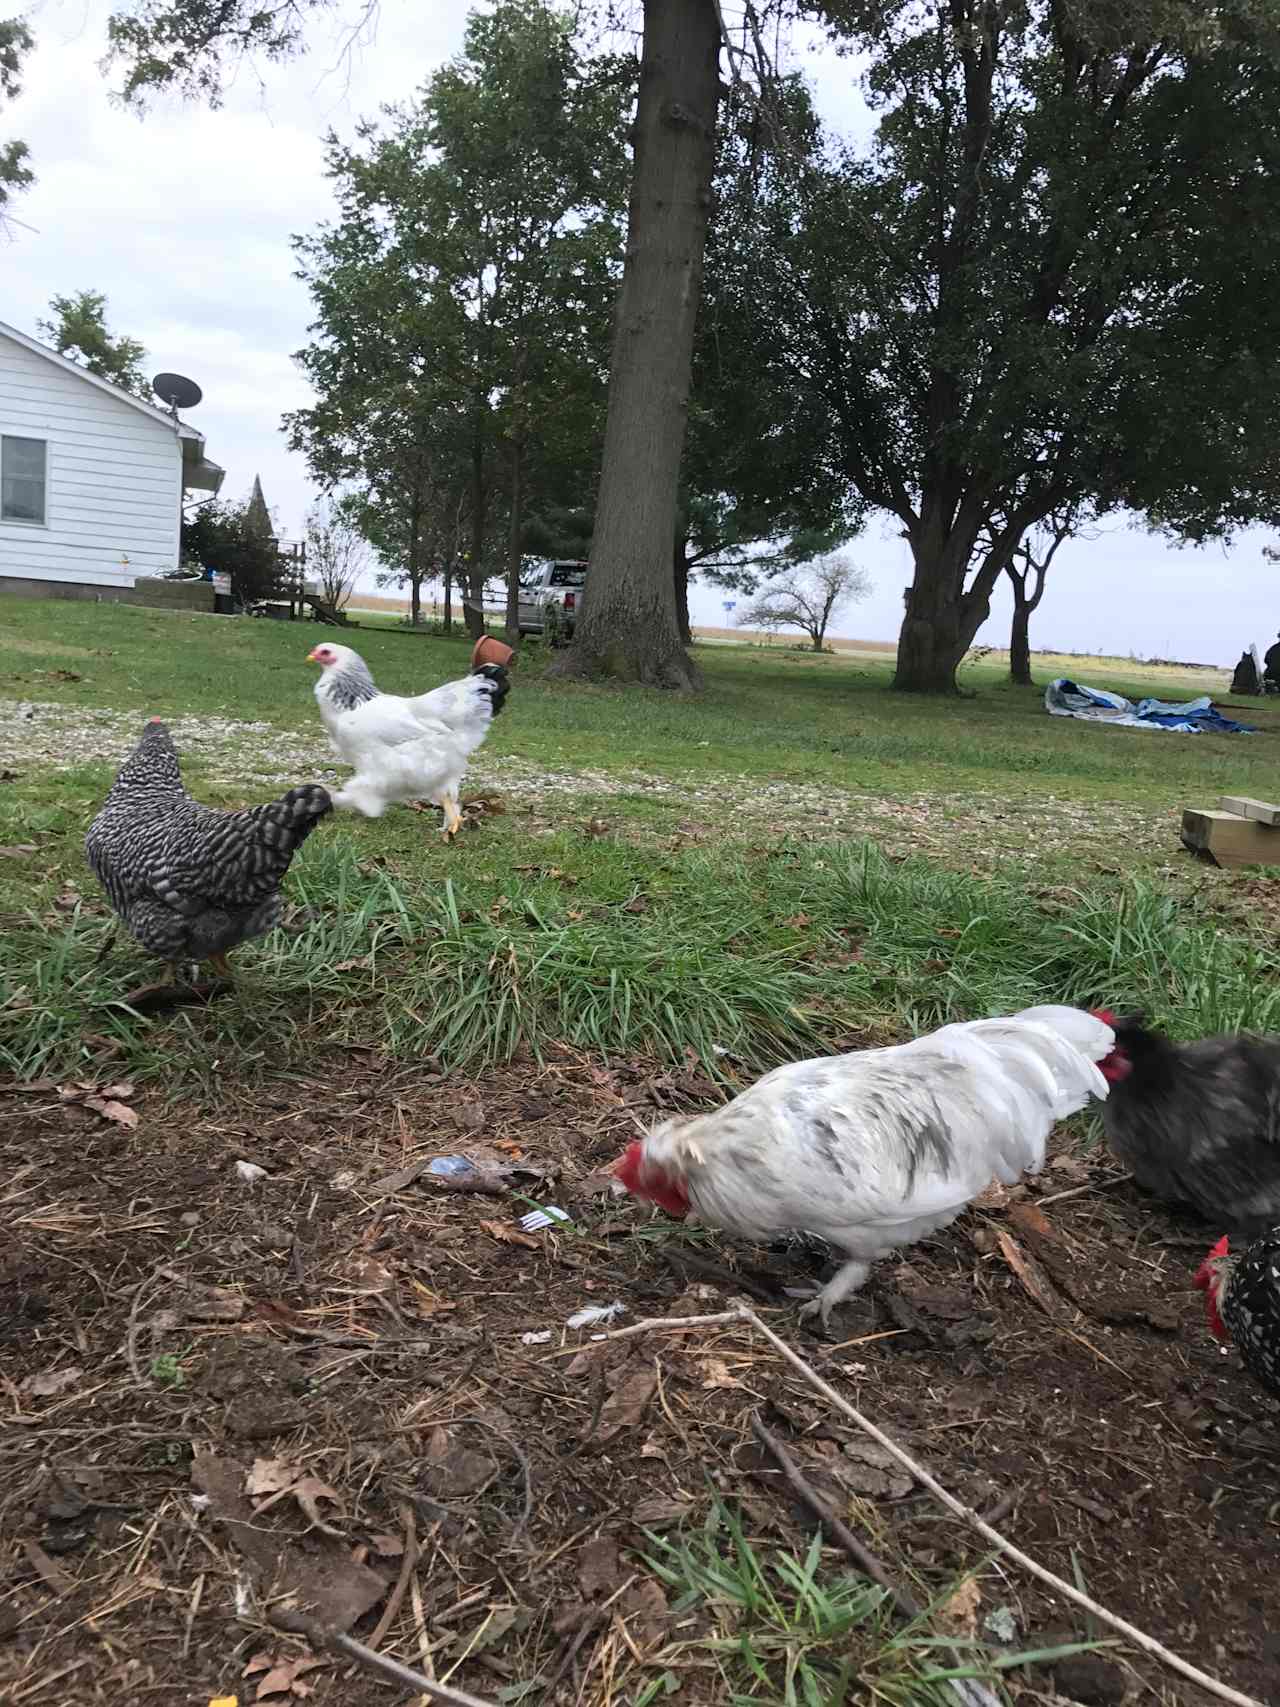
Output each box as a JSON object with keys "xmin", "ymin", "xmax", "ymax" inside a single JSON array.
[
  {"xmin": 616, "ymin": 1006, "xmax": 1114, "ymax": 1324},
  {"xmin": 1093, "ymin": 1012, "xmax": 1280, "ymax": 1235},
  {"xmin": 1195, "ymin": 1229, "xmax": 1280, "ymax": 1396},
  {"xmin": 308, "ymin": 642, "xmax": 510, "ymax": 838},
  {"xmin": 85, "ymin": 719, "xmax": 331, "ymax": 978}
]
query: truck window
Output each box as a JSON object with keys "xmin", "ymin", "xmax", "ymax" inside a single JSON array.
[{"xmin": 548, "ymin": 565, "xmax": 586, "ymax": 588}]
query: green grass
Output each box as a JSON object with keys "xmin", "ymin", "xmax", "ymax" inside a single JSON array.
[
  {"xmin": 3, "ymin": 595, "xmax": 1278, "ymax": 804},
  {"xmin": 639, "ymin": 1494, "xmax": 1100, "ymax": 1706},
  {"xmin": 2, "ymin": 596, "xmax": 1279, "ymax": 1087}
]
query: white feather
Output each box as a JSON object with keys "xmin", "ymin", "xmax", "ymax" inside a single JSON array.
[{"xmin": 631, "ymin": 1005, "xmax": 1112, "ymax": 1321}]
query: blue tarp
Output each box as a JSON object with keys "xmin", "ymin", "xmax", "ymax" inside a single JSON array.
[{"xmin": 1045, "ymin": 678, "xmax": 1257, "ymax": 735}]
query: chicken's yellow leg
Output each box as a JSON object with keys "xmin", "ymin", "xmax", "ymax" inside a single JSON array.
[
  {"xmin": 208, "ymin": 952, "xmax": 233, "ymax": 980},
  {"xmin": 441, "ymin": 793, "xmax": 464, "ymax": 840}
]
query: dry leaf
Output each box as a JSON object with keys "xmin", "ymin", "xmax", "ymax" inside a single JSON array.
[
  {"xmin": 0, "ymin": 843, "xmax": 37, "ymax": 858},
  {"xmin": 184, "ymin": 1288, "xmax": 244, "ymax": 1323},
  {"xmin": 971, "ymin": 1180, "xmax": 1013, "ymax": 1212},
  {"xmin": 367, "ymin": 1533, "xmax": 404, "ymax": 1558},
  {"xmin": 938, "ymin": 1577, "xmax": 982, "ymax": 1638},
  {"xmin": 479, "ymin": 1219, "xmax": 539, "ymax": 1250},
  {"xmin": 832, "ymin": 1440, "xmax": 913, "ymax": 1500},
  {"xmin": 597, "ymin": 1366, "xmax": 657, "ymax": 1442},
  {"xmin": 23, "ymin": 1365, "xmax": 82, "ymax": 1399},
  {"xmin": 99, "ymin": 1080, "xmax": 136, "ymax": 1100},
  {"xmin": 251, "ymin": 1655, "xmax": 324, "ymax": 1700},
  {"xmin": 631, "ymin": 1497, "xmax": 692, "ymax": 1528},
  {"xmin": 292, "ymin": 1476, "xmax": 345, "ymax": 1537},
  {"xmin": 699, "ymin": 1357, "xmax": 744, "ymax": 1390},
  {"xmin": 1008, "ymin": 1202, "xmax": 1056, "ymax": 1242},
  {"xmin": 246, "ymin": 1459, "xmax": 297, "ymax": 1499},
  {"xmin": 578, "ymin": 1535, "xmax": 623, "ymax": 1599},
  {"xmin": 84, "ymin": 1096, "xmax": 138, "ymax": 1129}
]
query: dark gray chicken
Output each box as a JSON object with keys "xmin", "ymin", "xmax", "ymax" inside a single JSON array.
[
  {"xmin": 1094, "ymin": 1011, "xmax": 1280, "ymax": 1235},
  {"xmin": 85, "ymin": 719, "xmax": 332, "ymax": 978}
]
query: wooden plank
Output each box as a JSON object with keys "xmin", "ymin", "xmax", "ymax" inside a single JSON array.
[
  {"xmin": 1219, "ymin": 795, "xmax": 1280, "ymax": 826},
  {"xmin": 1182, "ymin": 808, "xmax": 1280, "ymax": 868}
]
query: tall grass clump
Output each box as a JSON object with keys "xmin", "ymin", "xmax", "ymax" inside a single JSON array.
[{"xmin": 3, "ymin": 835, "xmax": 1277, "ymax": 1087}]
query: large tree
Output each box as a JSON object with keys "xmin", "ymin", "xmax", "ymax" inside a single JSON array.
[
  {"xmin": 741, "ymin": 0, "xmax": 1280, "ymax": 692},
  {"xmin": 286, "ymin": 1, "xmax": 626, "ymax": 640},
  {"xmin": 107, "ymin": 0, "xmax": 727, "ymax": 690},
  {"xmin": 38, "ymin": 290, "xmax": 149, "ymax": 396}
]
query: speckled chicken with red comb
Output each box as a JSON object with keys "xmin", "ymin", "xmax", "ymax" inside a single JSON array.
[{"xmin": 1195, "ymin": 1228, "xmax": 1280, "ymax": 1397}]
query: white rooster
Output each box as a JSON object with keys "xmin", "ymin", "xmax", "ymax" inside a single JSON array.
[
  {"xmin": 616, "ymin": 1006, "xmax": 1113, "ymax": 1325},
  {"xmin": 307, "ymin": 642, "xmax": 510, "ymax": 837}
]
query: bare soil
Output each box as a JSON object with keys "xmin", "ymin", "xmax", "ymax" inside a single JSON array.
[{"xmin": 2, "ymin": 1054, "xmax": 1277, "ymax": 1707}]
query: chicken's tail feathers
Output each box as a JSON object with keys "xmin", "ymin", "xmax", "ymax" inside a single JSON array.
[
  {"xmin": 257, "ymin": 784, "xmax": 334, "ymax": 853},
  {"xmin": 470, "ymin": 662, "xmax": 510, "ymax": 717}
]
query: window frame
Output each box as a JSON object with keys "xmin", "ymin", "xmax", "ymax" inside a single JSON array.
[{"xmin": 1, "ymin": 433, "xmax": 50, "ymax": 528}]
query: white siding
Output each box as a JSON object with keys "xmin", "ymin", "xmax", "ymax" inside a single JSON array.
[{"xmin": 0, "ymin": 334, "xmax": 182, "ymax": 588}]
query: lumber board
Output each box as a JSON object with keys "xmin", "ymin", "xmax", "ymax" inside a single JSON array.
[
  {"xmin": 1181, "ymin": 807, "xmax": 1280, "ymax": 868},
  {"xmin": 1219, "ymin": 795, "xmax": 1280, "ymax": 826}
]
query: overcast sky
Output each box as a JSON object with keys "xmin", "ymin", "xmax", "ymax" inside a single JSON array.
[{"xmin": 6, "ymin": 0, "xmax": 1277, "ymax": 663}]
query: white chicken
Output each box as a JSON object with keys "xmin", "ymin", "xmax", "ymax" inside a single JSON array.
[
  {"xmin": 307, "ymin": 642, "xmax": 510, "ymax": 837},
  {"xmin": 616, "ymin": 1005, "xmax": 1114, "ymax": 1325}
]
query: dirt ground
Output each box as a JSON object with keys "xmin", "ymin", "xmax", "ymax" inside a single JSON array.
[{"xmin": 2, "ymin": 1051, "xmax": 1277, "ymax": 1707}]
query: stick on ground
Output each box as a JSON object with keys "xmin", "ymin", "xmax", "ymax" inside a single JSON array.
[{"xmin": 591, "ymin": 1304, "xmax": 1265, "ymax": 1707}]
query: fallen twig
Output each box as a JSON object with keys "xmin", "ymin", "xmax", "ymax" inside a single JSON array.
[
  {"xmin": 594, "ymin": 1307, "xmax": 1266, "ymax": 1707},
  {"xmin": 365, "ymin": 1502, "xmax": 417, "ymax": 1654},
  {"xmin": 269, "ymin": 1606, "xmax": 499, "ymax": 1707},
  {"xmin": 1035, "ymin": 1172, "xmax": 1130, "ymax": 1209},
  {"xmin": 750, "ymin": 1415, "xmax": 919, "ymax": 1618}
]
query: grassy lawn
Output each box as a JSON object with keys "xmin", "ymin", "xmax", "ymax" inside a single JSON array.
[
  {"xmin": 2, "ymin": 595, "xmax": 1279, "ymax": 1085},
  {"xmin": 4, "ymin": 597, "xmax": 1279, "ymax": 1707}
]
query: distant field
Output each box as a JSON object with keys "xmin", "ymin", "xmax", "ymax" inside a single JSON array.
[{"xmin": 347, "ymin": 593, "xmax": 1223, "ymax": 674}]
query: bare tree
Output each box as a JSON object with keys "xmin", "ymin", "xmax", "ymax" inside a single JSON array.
[
  {"xmin": 739, "ymin": 555, "xmax": 871, "ymax": 652},
  {"xmin": 305, "ymin": 497, "xmax": 368, "ymax": 613},
  {"xmin": 990, "ymin": 503, "xmax": 1096, "ymax": 685}
]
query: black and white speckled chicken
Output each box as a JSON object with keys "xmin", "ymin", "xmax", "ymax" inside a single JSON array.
[
  {"xmin": 1093, "ymin": 1011, "xmax": 1280, "ymax": 1235},
  {"xmin": 85, "ymin": 718, "xmax": 332, "ymax": 978},
  {"xmin": 1195, "ymin": 1229, "xmax": 1280, "ymax": 1397}
]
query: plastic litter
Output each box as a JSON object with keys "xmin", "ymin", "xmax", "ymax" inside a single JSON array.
[
  {"xmin": 428, "ymin": 1155, "xmax": 479, "ymax": 1177},
  {"xmin": 518, "ymin": 1205, "xmax": 572, "ymax": 1232},
  {"xmin": 520, "ymin": 1330, "xmax": 552, "ymax": 1345},
  {"xmin": 234, "ymin": 1161, "xmax": 267, "ymax": 1185}
]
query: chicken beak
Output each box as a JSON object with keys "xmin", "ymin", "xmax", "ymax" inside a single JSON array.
[{"xmin": 305, "ymin": 648, "xmax": 320, "ymax": 663}]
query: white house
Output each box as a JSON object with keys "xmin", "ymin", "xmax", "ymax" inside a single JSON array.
[{"xmin": 0, "ymin": 318, "xmax": 224, "ymax": 599}]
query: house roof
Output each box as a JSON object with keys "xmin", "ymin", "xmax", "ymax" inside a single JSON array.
[{"xmin": 0, "ymin": 316, "xmax": 208, "ymax": 447}]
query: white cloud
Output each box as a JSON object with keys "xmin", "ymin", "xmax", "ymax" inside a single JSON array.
[{"xmin": 6, "ymin": 2, "xmax": 1276, "ymax": 662}]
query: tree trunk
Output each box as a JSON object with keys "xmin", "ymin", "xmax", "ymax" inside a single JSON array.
[
  {"xmin": 548, "ymin": 0, "xmax": 718, "ymax": 690},
  {"xmin": 894, "ymin": 536, "xmax": 994, "ymax": 693},
  {"xmin": 673, "ymin": 537, "xmax": 692, "ymax": 646},
  {"xmin": 408, "ymin": 490, "xmax": 423, "ymax": 628},
  {"xmin": 504, "ymin": 438, "xmax": 523, "ymax": 643},
  {"xmin": 443, "ymin": 560, "xmax": 453, "ymax": 634},
  {"xmin": 464, "ymin": 429, "xmax": 487, "ymax": 639},
  {"xmin": 1009, "ymin": 594, "xmax": 1033, "ymax": 685}
]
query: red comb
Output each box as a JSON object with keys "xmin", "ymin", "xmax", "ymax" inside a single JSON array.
[{"xmin": 1090, "ymin": 1008, "xmax": 1117, "ymax": 1027}]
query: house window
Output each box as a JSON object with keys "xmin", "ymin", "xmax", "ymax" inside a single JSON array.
[{"xmin": 1, "ymin": 435, "xmax": 48, "ymax": 524}]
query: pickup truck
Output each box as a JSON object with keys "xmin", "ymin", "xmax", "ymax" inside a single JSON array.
[{"xmin": 517, "ymin": 559, "xmax": 587, "ymax": 640}]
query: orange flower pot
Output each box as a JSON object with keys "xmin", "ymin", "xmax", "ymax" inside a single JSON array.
[{"xmin": 472, "ymin": 635, "xmax": 516, "ymax": 670}]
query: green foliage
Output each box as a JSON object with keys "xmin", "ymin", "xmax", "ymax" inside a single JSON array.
[
  {"xmin": 735, "ymin": 1, "xmax": 1280, "ymax": 687},
  {"xmin": 685, "ymin": 84, "xmax": 866, "ymax": 600},
  {"xmin": 286, "ymin": 0, "xmax": 630, "ymax": 624},
  {"xmin": 105, "ymin": 0, "xmax": 319, "ymax": 106},
  {"xmin": 0, "ymin": 16, "xmax": 33, "ymax": 213},
  {"xmin": 37, "ymin": 289, "xmax": 149, "ymax": 396},
  {"xmin": 180, "ymin": 499, "xmax": 281, "ymax": 602}
]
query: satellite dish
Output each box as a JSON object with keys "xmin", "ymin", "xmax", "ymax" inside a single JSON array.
[{"xmin": 152, "ymin": 372, "xmax": 203, "ymax": 414}]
